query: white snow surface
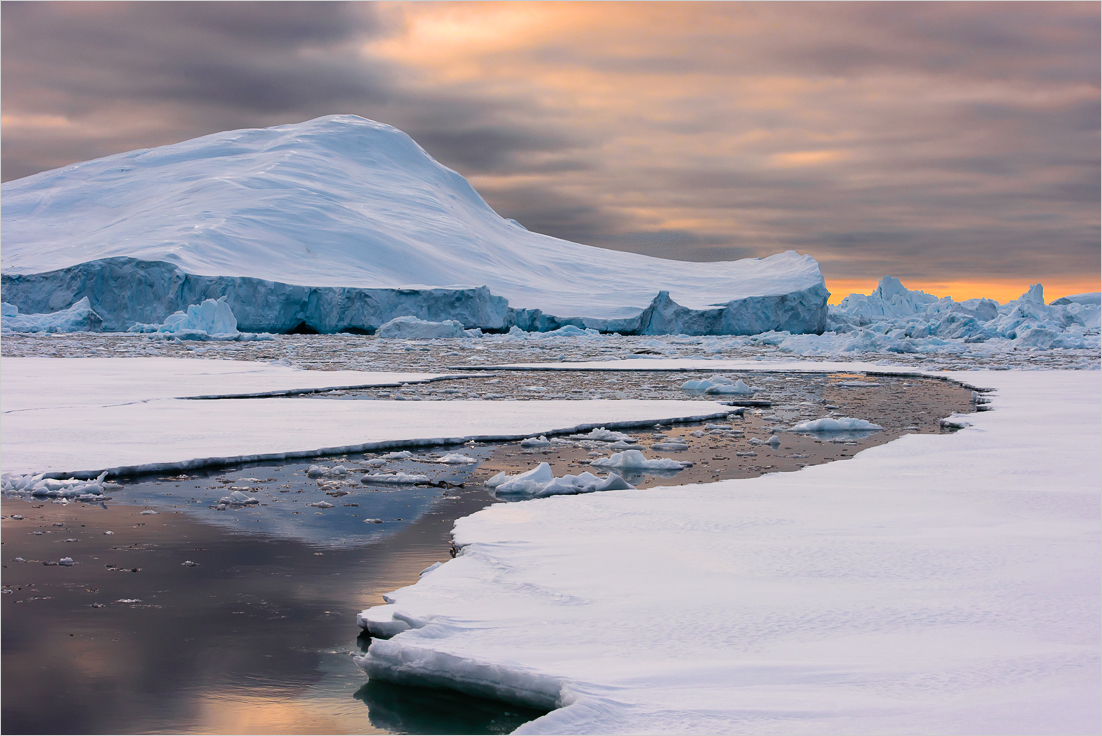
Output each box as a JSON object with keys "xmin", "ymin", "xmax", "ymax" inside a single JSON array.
[
  {"xmin": 357, "ymin": 366, "xmax": 1100, "ymax": 734},
  {"xmin": 0, "ymin": 358, "xmax": 731, "ymax": 477},
  {"xmin": 1, "ymin": 115, "xmax": 826, "ymax": 329}
]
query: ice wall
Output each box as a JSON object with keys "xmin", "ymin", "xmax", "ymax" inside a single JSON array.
[{"xmin": 1, "ymin": 257, "xmax": 827, "ymax": 336}]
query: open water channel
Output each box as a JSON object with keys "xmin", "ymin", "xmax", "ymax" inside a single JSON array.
[{"xmin": 2, "ymin": 344, "xmax": 976, "ymax": 734}]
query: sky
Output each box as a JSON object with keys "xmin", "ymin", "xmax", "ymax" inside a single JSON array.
[{"xmin": 2, "ymin": 1, "xmax": 1099, "ymax": 302}]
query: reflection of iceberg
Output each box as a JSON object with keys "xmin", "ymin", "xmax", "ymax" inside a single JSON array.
[
  {"xmin": 110, "ymin": 455, "xmax": 487, "ymax": 548},
  {"xmin": 354, "ymin": 679, "xmax": 548, "ymax": 734}
]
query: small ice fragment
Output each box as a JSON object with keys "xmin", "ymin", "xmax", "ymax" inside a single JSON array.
[
  {"xmin": 306, "ymin": 465, "xmax": 328, "ymax": 478},
  {"xmin": 330, "ymin": 465, "xmax": 348, "ymax": 476},
  {"xmin": 363, "ymin": 518, "xmax": 383, "ymax": 524},
  {"xmin": 59, "ymin": 557, "xmax": 75, "ymax": 566},
  {"xmin": 788, "ymin": 417, "xmax": 883, "ymax": 432},
  {"xmin": 307, "ymin": 501, "xmax": 335, "ymax": 509},
  {"xmin": 520, "ymin": 436, "xmax": 551, "ymax": 448},
  {"xmin": 435, "ymin": 453, "xmax": 477, "ymax": 464},
  {"xmin": 218, "ymin": 490, "xmax": 258, "ymax": 505},
  {"xmin": 140, "ymin": 509, "xmax": 158, "ymax": 515},
  {"xmin": 182, "ymin": 560, "xmax": 199, "ymax": 567},
  {"xmin": 360, "ymin": 472, "xmax": 430, "ymax": 485}
]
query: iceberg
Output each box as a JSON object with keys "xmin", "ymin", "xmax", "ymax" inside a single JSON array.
[
  {"xmin": 1, "ymin": 296, "xmax": 103, "ymax": 334},
  {"xmin": 1, "ymin": 115, "xmax": 828, "ymax": 336},
  {"xmin": 376, "ymin": 316, "xmax": 467, "ymax": 339},
  {"xmin": 129, "ymin": 296, "xmax": 242, "ymax": 339}
]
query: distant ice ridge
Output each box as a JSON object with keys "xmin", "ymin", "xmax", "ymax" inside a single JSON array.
[
  {"xmin": 820, "ymin": 277, "xmax": 1100, "ymax": 351},
  {"xmin": 1, "ymin": 297, "xmax": 103, "ymax": 334},
  {"xmin": 1, "ymin": 115, "xmax": 828, "ymax": 336}
]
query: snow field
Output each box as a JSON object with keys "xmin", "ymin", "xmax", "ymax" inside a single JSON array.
[
  {"xmin": 0, "ymin": 358, "xmax": 733, "ymax": 477},
  {"xmin": 357, "ymin": 367, "xmax": 1101, "ymax": 734}
]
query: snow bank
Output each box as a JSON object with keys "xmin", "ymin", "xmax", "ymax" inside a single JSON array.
[
  {"xmin": 1, "ymin": 358, "xmax": 731, "ymax": 477},
  {"xmin": 788, "ymin": 417, "xmax": 883, "ymax": 432},
  {"xmin": 1, "ymin": 115, "xmax": 828, "ymax": 336},
  {"xmin": 356, "ymin": 369, "xmax": 1100, "ymax": 733},
  {"xmin": 0, "ymin": 296, "xmax": 103, "ymax": 333},
  {"xmin": 486, "ymin": 462, "xmax": 634, "ymax": 498},
  {"xmin": 589, "ymin": 449, "xmax": 688, "ymax": 471},
  {"xmin": 376, "ymin": 316, "xmax": 467, "ymax": 339}
]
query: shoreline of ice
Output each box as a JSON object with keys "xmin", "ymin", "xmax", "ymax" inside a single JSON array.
[{"xmin": 353, "ymin": 363, "xmax": 1100, "ymax": 733}]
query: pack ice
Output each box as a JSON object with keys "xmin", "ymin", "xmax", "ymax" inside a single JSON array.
[
  {"xmin": 1, "ymin": 115, "xmax": 827, "ymax": 336},
  {"xmin": 819, "ymin": 276, "xmax": 1100, "ymax": 352}
]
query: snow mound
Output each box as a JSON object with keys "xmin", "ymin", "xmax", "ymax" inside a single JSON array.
[
  {"xmin": 590, "ymin": 449, "xmax": 689, "ymax": 471},
  {"xmin": 0, "ymin": 297, "xmax": 103, "ymax": 334},
  {"xmin": 376, "ymin": 316, "xmax": 466, "ymax": 339},
  {"xmin": 485, "ymin": 462, "xmax": 634, "ymax": 498},
  {"xmin": 789, "ymin": 417, "xmax": 883, "ymax": 432},
  {"xmin": 1, "ymin": 115, "xmax": 828, "ymax": 336}
]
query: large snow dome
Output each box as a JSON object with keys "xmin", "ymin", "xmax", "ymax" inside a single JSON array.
[{"xmin": 1, "ymin": 115, "xmax": 828, "ymax": 335}]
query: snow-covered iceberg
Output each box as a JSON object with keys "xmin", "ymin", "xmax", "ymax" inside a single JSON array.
[
  {"xmin": 1, "ymin": 297, "xmax": 103, "ymax": 334},
  {"xmin": 1, "ymin": 115, "xmax": 828, "ymax": 336}
]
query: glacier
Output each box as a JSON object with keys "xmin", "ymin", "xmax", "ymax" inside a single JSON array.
[{"xmin": 1, "ymin": 115, "xmax": 828, "ymax": 336}]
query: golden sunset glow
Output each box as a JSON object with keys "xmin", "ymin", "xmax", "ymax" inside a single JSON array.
[{"xmin": 2, "ymin": 2, "xmax": 1098, "ymax": 299}]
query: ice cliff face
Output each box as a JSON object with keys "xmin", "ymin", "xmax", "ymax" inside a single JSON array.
[{"xmin": 0, "ymin": 115, "xmax": 827, "ymax": 335}]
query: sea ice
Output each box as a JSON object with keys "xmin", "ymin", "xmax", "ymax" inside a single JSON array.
[
  {"xmin": 485, "ymin": 462, "xmax": 634, "ymax": 499},
  {"xmin": 589, "ymin": 449, "xmax": 689, "ymax": 471},
  {"xmin": 360, "ymin": 472, "xmax": 430, "ymax": 485},
  {"xmin": 356, "ymin": 367, "xmax": 1100, "ymax": 734},
  {"xmin": 788, "ymin": 417, "xmax": 884, "ymax": 432}
]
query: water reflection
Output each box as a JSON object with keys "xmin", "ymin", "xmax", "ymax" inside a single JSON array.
[{"xmin": 355, "ymin": 680, "xmax": 549, "ymax": 735}]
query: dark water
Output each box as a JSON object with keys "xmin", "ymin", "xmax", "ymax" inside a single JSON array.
[
  {"xmin": 2, "ymin": 372, "xmax": 974, "ymax": 734},
  {"xmin": 2, "ymin": 451, "xmax": 548, "ymax": 734}
]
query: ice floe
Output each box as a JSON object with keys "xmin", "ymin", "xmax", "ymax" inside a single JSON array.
[
  {"xmin": 376, "ymin": 316, "xmax": 467, "ymax": 339},
  {"xmin": 485, "ymin": 463, "xmax": 634, "ymax": 499},
  {"xmin": 355, "ymin": 368, "xmax": 1100, "ymax": 733},
  {"xmin": 589, "ymin": 449, "xmax": 689, "ymax": 471},
  {"xmin": 788, "ymin": 417, "xmax": 884, "ymax": 432}
]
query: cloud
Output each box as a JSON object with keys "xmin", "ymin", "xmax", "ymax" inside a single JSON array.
[{"xmin": 1, "ymin": 1, "xmax": 1098, "ymax": 292}]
